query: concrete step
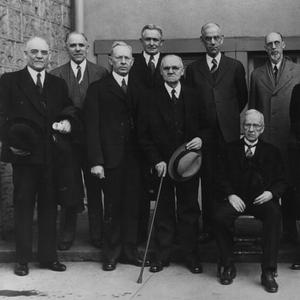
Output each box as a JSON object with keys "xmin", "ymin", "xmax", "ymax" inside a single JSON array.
[{"xmin": 0, "ymin": 211, "xmax": 298, "ymax": 263}]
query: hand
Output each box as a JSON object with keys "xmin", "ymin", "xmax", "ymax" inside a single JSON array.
[
  {"xmin": 155, "ymin": 161, "xmax": 167, "ymax": 177},
  {"xmin": 186, "ymin": 137, "xmax": 202, "ymax": 150},
  {"xmin": 91, "ymin": 165, "xmax": 105, "ymax": 179},
  {"xmin": 9, "ymin": 146, "xmax": 30, "ymax": 157},
  {"xmin": 253, "ymin": 191, "xmax": 273, "ymax": 205},
  {"xmin": 52, "ymin": 120, "xmax": 71, "ymax": 134},
  {"xmin": 228, "ymin": 194, "xmax": 246, "ymax": 212}
]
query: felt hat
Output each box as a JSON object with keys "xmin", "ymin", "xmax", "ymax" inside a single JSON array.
[{"xmin": 168, "ymin": 143, "xmax": 202, "ymax": 182}]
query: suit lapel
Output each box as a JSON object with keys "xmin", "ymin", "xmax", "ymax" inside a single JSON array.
[
  {"xmin": 107, "ymin": 74, "xmax": 127, "ymax": 103},
  {"xmin": 196, "ymin": 57, "xmax": 214, "ymax": 85},
  {"xmin": 258, "ymin": 63, "xmax": 275, "ymax": 93},
  {"xmin": 215, "ymin": 55, "xmax": 230, "ymax": 85},
  {"xmin": 18, "ymin": 68, "xmax": 46, "ymax": 116},
  {"xmin": 157, "ymin": 86, "xmax": 173, "ymax": 126},
  {"xmin": 274, "ymin": 59, "xmax": 293, "ymax": 93}
]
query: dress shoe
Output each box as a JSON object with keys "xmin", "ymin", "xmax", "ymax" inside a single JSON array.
[
  {"xmin": 14, "ymin": 263, "xmax": 29, "ymax": 276},
  {"xmin": 290, "ymin": 263, "xmax": 300, "ymax": 270},
  {"xmin": 219, "ymin": 264, "xmax": 236, "ymax": 285},
  {"xmin": 90, "ymin": 239, "xmax": 102, "ymax": 249},
  {"xmin": 40, "ymin": 261, "xmax": 66, "ymax": 272},
  {"xmin": 119, "ymin": 256, "xmax": 150, "ymax": 267},
  {"xmin": 102, "ymin": 260, "xmax": 117, "ymax": 271},
  {"xmin": 58, "ymin": 241, "xmax": 73, "ymax": 251},
  {"xmin": 198, "ymin": 232, "xmax": 214, "ymax": 244},
  {"xmin": 149, "ymin": 260, "xmax": 169, "ymax": 273},
  {"xmin": 185, "ymin": 258, "xmax": 203, "ymax": 274},
  {"xmin": 261, "ymin": 271, "xmax": 278, "ymax": 293}
]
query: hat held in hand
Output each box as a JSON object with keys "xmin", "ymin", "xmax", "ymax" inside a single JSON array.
[{"xmin": 168, "ymin": 143, "xmax": 202, "ymax": 182}]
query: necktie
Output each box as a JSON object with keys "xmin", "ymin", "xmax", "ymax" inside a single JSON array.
[
  {"xmin": 36, "ymin": 72, "xmax": 43, "ymax": 94},
  {"xmin": 121, "ymin": 78, "xmax": 127, "ymax": 94},
  {"xmin": 273, "ymin": 65, "xmax": 278, "ymax": 83},
  {"xmin": 76, "ymin": 65, "xmax": 81, "ymax": 82},
  {"xmin": 210, "ymin": 58, "xmax": 218, "ymax": 73},
  {"xmin": 244, "ymin": 142, "xmax": 257, "ymax": 158},
  {"xmin": 171, "ymin": 89, "xmax": 177, "ymax": 103},
  {"xmin": 148, "ymin": 55, "xmax": 156, "ymax": 75}
]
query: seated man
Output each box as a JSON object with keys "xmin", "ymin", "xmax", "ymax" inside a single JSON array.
[{"xmin": 213, "ymin": 109, "xmax": 287, "ymax": 293}]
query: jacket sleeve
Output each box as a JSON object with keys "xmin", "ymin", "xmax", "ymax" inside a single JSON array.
[
  {"xmin": 235, "ymin": 61, "xmax": 248, "ymax": 112},
  {"xmin": 0, "ymin": 73, "xmax": 10, "ymax": 140},
  {"xmin": 137, "ymin": 96, "xmax": 163, "ymax": 166},
  {"xmin": 84, "ymin": 81, "xmax": 104, "ymax": 167},
  {"xmin": 249, "ymin": 71, "xmax": 257, "ymax": 109},
  {"xmin": 290, "ymin": 84, "xmax": 300, "ymax": 139}
]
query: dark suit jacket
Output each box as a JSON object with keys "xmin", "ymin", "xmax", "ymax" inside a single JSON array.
[
  {"xmin": 85, "ymin": 74, "xmax": 142, "ymax": 169},
  {"xmin": 216, "ymin": 139, "xmax": 287, "ymax": 204},
  {"xmin": 185, "ymin": 54, "xmax": 248, "ymax": 143},
  {"xmin": 51, "ymin": 60, "xmax": 108, "ymax": 109},
  {"xmin": 130, "ymin": 52, "xmax": 164, "ymax": 89},
  {"xmin": 0, "ymin": 68, "xmax": 77, "ymax": 165},
  {"xmin": 138, "ymin": 83, "xmax": 209, "ymax": 166}
]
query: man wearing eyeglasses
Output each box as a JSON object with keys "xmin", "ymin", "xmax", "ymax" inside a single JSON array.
[
  {"xmin": 51, "ymin": 32, "xmax": 108, "ymax": 251},
  {"xmin": 186, "ymin": 23, "xmax": 248, "ymax": 244},
  {"xmin": 139, "ymin": 55, "xmax": 209, "ymax": 273},
  {"xmin": 214, "ymin": 109, "xmax": 286, "ymax": 293},
  {"xmin": 85, "ymin": 41, "xmax": 146, "ymax": 271},
  {"xmin": 249, "ymin": 32, "xmax": 300, "ymax": 245},
  {"xmin": 0, "ymin": 36, "xmax": 79, "ymax": 276}
]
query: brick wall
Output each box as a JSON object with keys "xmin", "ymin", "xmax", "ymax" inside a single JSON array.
[{"xmin": 0, "ymin": 0, "xmax": 73, "ymax": 238}]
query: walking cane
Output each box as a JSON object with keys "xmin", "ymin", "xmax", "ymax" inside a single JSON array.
[{"xmin": 137, "ymin": 175, "xmax": 164, "ymax": 284}]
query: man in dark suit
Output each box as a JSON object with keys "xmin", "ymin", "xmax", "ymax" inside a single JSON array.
[
  {"xmin": 139, "ymin": 55, "xmax": 208, "ymax": 273},
  {"xmin": 185, "ymin": 22, "xmax": 248, "ymax": 243},
  {"xmin": 85, "ymin": 41, "xmax": 145, "ymax": 271},
  {"xmin": 51, "ymin": 32, "xmax": 108, "ymax": 251},
  {"xmin": 130, "ymin": 24, "xmax": 164, "ymax": 89},
  {"xmin": 213, "ymin": 109, "xmax": 286, "ymax": 293},
  {"xmin": 249, "ymin": 32, "xmax": 300, "ymax": 243},
  {"xmin": 0, "ymin": 37, "xmax": 75, "ymax": 276},
  {"xmin": 130, "ymin": 24, "xmax": 165, "ymax": 245}
]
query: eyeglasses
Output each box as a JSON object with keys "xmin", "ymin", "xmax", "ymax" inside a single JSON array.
[
  {"xmin": 203, "ymin": 35, "xmax": 223, "ymax": 43},
  {"xmin": 162, "ymin": 66, "xmax": 181, "ymax": 71},
  {"xmin": 265, "ymin": 40, "xmax": 282, "ymax": 49},
  {"xmin": 243, "ymin": 123, "xmax": 263, "ymax": 130},
  {"xmin": 29, "ymin": 49, "xmax": 49, "ymax": 56}
]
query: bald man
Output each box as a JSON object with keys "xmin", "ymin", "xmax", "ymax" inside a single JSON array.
[
  {"xmin": 249, "ymin": 32, "xmax": 300, "ymax": 243},
  {"xmin": 0, "ymin": 36, "xmax": 76, "ymax": 275}
]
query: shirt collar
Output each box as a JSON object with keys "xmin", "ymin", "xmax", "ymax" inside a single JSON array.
[
  {"xmin": 243, "ymin": 137, "xmax": 258, "ymax": 147},
  {"xmin": 271, "ymin": 60, "xmax": 282, "ymax": 70},
  {"xmin": 112, "ymin": 71, "xmax": 129, "ymax": 86},
  {"xmin": 206, "ymin": 52, "xmax": 221, "ymax": 66},
  {"xmin": 143, "ymin": 51, "xmax": 160, "ymax": 66},
  {"xmin": 164, "ymin": 82, "xmax": 181, "ymax": 98},
  {"xmin": 71, "ymin": 59, "xmax": 87, "ymax": 74},
  {"xmin": 27, "ymin": 66, "xmax": 46, "ymax": 85}
]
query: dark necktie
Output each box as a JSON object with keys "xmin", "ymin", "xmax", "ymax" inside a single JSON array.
[
  {"xmin": 171, "ymin": 89, "xmax": 177, "ymax": 103},
  {"xmin": 148, "ymin": 55, "xmax": 156, "ymax": 75},
  {"xmin": 36, "ymin": 72, "xmax": 43, "ymax": 94},
  {"xmin": 245, "ymin": 142, "xmax": 257, "ymax": 158},
  {"xmin": 273, "ymin": 65, "xmax": 278, "ymax": 83},
  {"xmin": 210, "ymin": 58, "xmax": 218, "ymax": 73},
  {"xmin": 76, "ymin": 65, "xmax": 81, "ymax": 82},
  {"xmin": 121, "ymin": 78, "xmax": 127, "ymax": 94}
]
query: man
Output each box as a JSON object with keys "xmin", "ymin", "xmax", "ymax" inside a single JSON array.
[
  {"xmin": 0, "ymin": 37, "xmax": 76, "ymax": 275},
  {"xmin": 213, "ymin": 109, "xmax": 286, "ymax": 293},
  {"xmin": 249, "ymin": 32, "xmax": 300, "ymax": 243},
  {"xmin": 51, "ymin": 32, "xmax": 108, "ymax": 250},
  {"xmin": 130, "ymin": 24, "xmax": 165, "ymax": 245},
  {"xmin": 130, "ymin": 24, "xmax": 164, "ymax": 89},
  {"xmin": 139, "ymin": 55, "xmax": 208, "ymax": 273},
  {"xmin": 185, "ymin": 22, "xmax": 248, "ymax": 243},
  {"xmin": 85, "ymin": 41, "xmax": 145, "ymax": 271}
]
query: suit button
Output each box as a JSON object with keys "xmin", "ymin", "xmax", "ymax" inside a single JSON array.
[{"xmin": 120, "ymin": 122, "xmax": 124, "ymax": 126}]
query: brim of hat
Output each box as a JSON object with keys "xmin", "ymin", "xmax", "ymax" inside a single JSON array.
[{"xmin": 168, "ymin": 143, "xmax": 202, "ymax": 182}]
